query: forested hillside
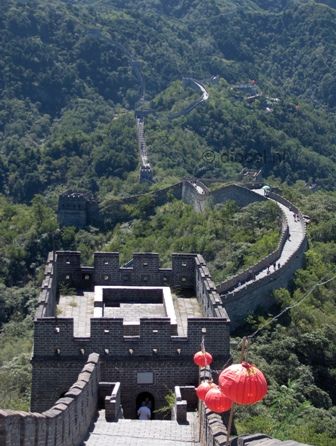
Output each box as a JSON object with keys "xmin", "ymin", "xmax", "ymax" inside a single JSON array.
[
  {"xmin": 1, "ymin": 0, "xmax": 336, "ymax": 444},
  {"xmin": 1, "ymin": 0, "xmax": 336, "ymax": 202}
]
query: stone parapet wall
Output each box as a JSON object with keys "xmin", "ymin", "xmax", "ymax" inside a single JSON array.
[
  {"xmin": 268, "ymin": 191, "xmax": 307, "ymax": 232},
  {"xmin": 59, "ymin": 179, "xmax": 210, "ymax": 228},
  {"xmin": 223, "ymin": 235, "xmax": 308, "ymax": 326},
  {"xmin": 105, "ymin": 382, "xmax": 121, "ymax": 422},
  {"xmin": 36, "ymin": 251, "xmax": 229, "ymax": 323},
  {"xmin": 33, "ymin": 317, "xmax": 230, "ymax": 358},
  {"xmin": 198, "ymin": 401, "xmax": 312, "ymax": 445},
  {"xmin": 195, "ymin": 255, "xmax": 228, "ymax": 319},
  {"xmin": 213, "ymin": 185, "xmax": 308, "ymax": 327},
  {"xmin": 55, "ymin": 251, "xmax": 197, "ymax": 292},
  {"xmin": 217, "ymin": 213, "xmax": 289, "ymax": 294},
  {"xmin": 35, "ymin": 252, "xmax": 57, "ymax": 319},
  {"xmin": 210, "ymin": 184, "xmax": 266, "ymax": 208},
  {"xmin": 0, "ymin": 353, "xmax": 100, "ymax": 446},
  {"xmin": 215, "ymin": 185, "xmax": 289, "ymax": 295},
  {"xmin": 99, "ymin": 182, "xmax": 184, "ymax": 227},
  {"xmin": 199, "ymin": 401, "xmax": 233, "ymax": 446},
  {"xmin": 182, "ymin": 178, "xmax": 209, "ymax": 212}
]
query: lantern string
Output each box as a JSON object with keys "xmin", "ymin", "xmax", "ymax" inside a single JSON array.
[
  {"xmin": 201, "ymin": 334, "xmax": 205, "ymax": 353},
  {"xmin": 209, "ymin": 357, "xmax": 232, "ymax": 375},
  {"xmin": 240, "ymin": 336, "xmax": 248, "ymax": 363},
  {"xmin": 208, "ymin": 273, "xmax": 336, "ymax": 374},
  {"xmin": 246, "ymin": 272, "xmax": 336, "ymax": 341}
]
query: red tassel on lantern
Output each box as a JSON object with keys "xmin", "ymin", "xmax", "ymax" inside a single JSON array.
[
  {"xmin": 195, "ymin": 381, "xmax": 213, "ymax": 401},
  {"xmin": 219, "ymin": 361, "xmax": 268, "ymax": 405},
  {"xmin": 204, "ymin": 385, "xmax": 232, "ymax": 413},
  {"xmin": 193, "ymin": 351, "xmax": 213, "ymax": 367}
]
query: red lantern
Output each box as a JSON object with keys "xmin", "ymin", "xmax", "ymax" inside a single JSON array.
[
  {"xmin": 193, "ymin": 351, "xmax": 213, "ymax": 367},
  {"xmin": 195, "ymin": 381, "xmax": 212, "ymax": 401},
  {"xmin": 218, "ymin": 361, "xmax": 268, "ymax": 405},
  {"xmin": 204, "ymin": 385, "xmax": 232, "ymax": 413}
]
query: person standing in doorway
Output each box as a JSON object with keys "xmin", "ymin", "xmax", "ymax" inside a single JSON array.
[{"xmin": 138, "ymin": 401, "xmax": 151, "ymax": 420}]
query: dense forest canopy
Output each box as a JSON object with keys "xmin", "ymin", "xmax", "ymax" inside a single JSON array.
[
  {"xmin": 0, "ymin": 0, "xmax": 336, "ymax": 202},
  {"xmin": 1, "ymin": 0, "xmax": 336, "ymax": 444}
]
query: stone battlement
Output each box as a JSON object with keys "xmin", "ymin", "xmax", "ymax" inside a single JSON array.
[{"xmin": 33, "ymin": 316, "xmax": 229, "ymax": 358}]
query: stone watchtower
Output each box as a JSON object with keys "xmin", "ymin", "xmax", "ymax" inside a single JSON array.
[
  {"xmin": 31, "ymin": 251, "xmax": 230, "ymax": 418},
  {"xmin": 57, "ymin": 191, "xmax": 99, "ymax": 228}
]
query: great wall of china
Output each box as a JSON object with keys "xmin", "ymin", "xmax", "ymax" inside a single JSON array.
[
  {"xmin": 58, "ymin": 180, "xmax": 307, "ymax": 329},
  {"xmin": 0, "ymin": 42, "xmax": 310, "ymax": 446},
  {"xmin": 0, "ymin": 180, "xmax": 308, "ymax": 446}
]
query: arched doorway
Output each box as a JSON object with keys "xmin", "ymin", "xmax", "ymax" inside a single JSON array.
[{"xmin": 136, "ymin": 392, "xmax": 155, "ymax": 419}]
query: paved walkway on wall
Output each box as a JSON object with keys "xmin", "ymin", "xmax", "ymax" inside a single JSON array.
[
  {"xmin": 222, "ymin": 189, "xmax": 306, "ymax": 295},
  {"xmin": 57, "ymin": 291, "xmax": 94, "ymax": 337},
  {"xmin": 173, "ymin": 293, "xmax": 203, "ymax": 336},
  {"xmin": 83, "ymin": 411, "xmax": 200, "ymax": 446}
]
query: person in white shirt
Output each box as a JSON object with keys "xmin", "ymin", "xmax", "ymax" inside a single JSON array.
[{"xmin": 137, "ymin": 401, "xmax": 151, "ymax": 420}]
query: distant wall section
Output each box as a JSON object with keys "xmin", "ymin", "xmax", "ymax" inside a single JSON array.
[
  {"xmin": 57, "ymin": 179, "xmax": 210, "ymax": 228},
  {"xmin": 210, "ymin": 184, "xmax": 266, "ymax": 208},
  {"xmin": 217, "ymin": 187, "xmax": 308, "ymax": 328}
]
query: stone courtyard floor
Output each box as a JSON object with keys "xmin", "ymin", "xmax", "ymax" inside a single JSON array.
[
  {"xmin": 82, "ymin": 411, "xmax": 200, "ymax": 446},
  {"xmin": 57, "ymin": 291, "xmax": 203, "ymax": 338}
]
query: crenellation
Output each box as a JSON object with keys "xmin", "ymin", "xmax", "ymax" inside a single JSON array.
[{"xmin": 33, "ymin": 315, "xmax": 229, "ymax": 359}]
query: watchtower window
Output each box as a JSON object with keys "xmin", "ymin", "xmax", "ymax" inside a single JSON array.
[{"xmin": 104, "ymin": 329, "xmax": 110, "ymax": 334}]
